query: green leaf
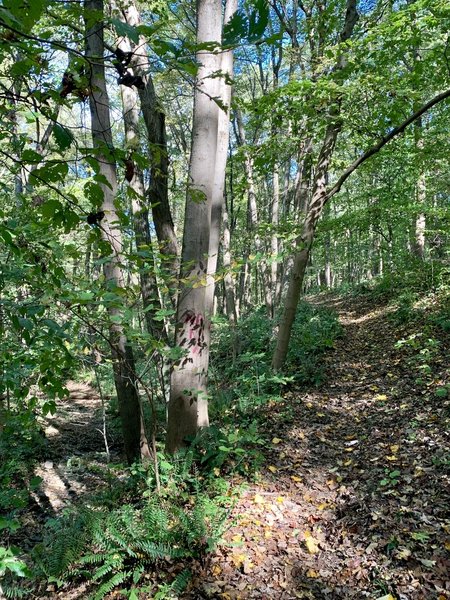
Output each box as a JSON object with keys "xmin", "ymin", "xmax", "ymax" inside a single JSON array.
[
  {"xmin": 22, "ymin": 149, "xmax": 42, "ymax": 163},
  {"xmin": 2, "ymin": 0, "xmax": 44, "ymax": 32},
  {"xmin": 110, "ymin": 18, "xmax": 139, "ymax": 43},
  {"xmin": 40, "ymin": 199, "xmax": 62, "ymax": 219},
  {"xmin": 248, "ymin": 0, "xmax": 269, "ymax": 42},
  {"xmin": 223, "ymin": 11, "xmax": 247, "ymax": 46},
  {"xmin": 53, "ymin": 123, "xmax": 74, "ymax": 151},
  {"xmin": 84, "ymin": 181, "xmax": 104, "ymax": 206},
  {"xmin": 435, "ymin": 387, "xmax": 448, "ymax": 397},
  {"xmin": 18, "ymin": 317, "xmax": 33, "ymax": 331},
  {"xmin": 30, "ymin": 476, "xmax": 43, "ymax": 490},
  {"xmin": 30, "ymin": 161, "xmax": 68, "ymax": 184}
]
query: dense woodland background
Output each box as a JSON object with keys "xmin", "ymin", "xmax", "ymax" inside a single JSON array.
[{"xmin": 0, "ymin": 0, "xmax": 449, "ymax": 598}]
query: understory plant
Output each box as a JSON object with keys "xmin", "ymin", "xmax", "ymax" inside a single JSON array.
[{"xmin": 18, "ymin": 453, "xmax": 234, "ymax": 600}]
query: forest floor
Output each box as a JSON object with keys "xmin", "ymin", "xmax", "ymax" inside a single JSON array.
[
  {"xmin": 22, "ymin": 293, "xmax": 449, "ymax": 600},
  {"xmin": 188, "ymin": 294, "xmax": 449, "ymax": 600}
]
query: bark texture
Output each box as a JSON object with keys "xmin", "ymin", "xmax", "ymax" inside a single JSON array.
[
  {"xmin": 85, "ymin": 0, "xmax": 147, "ymax": 463},
  {"xmin": 119, "ymin": 0, "xmax": 179, "ymax": 283},
  {"xmin": 118, "ymin": 34, "xmax": 165, "ymax": 341},
  {"xmin": 166, "ymin": 0, "xmax": 223, "ymax": 454}
]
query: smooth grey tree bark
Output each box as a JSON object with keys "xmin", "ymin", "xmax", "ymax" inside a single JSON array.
[
  {"xmin": 205, "ymin": 0, "xmax": 237, "ymax": 314},
  {"xmin": 166, "ymin": 0, "xmax": 223, "ymax": 454}
]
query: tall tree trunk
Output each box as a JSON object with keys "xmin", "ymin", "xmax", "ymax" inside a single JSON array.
[
  {"xmin": 119, "ymin": 1, "xmax": 179, "ymax": 283},
  {"xmin": 85, "ymin": 0, "xmax": 148, "ymax": 463},
  {"xmin": 118, "ymin": 35, "xmax": 165, "ymax": 341},
  {"xmin": 205, "ymin": 0, "xmax": 237, "ymax": 313},
  {"xmin": 166, "ymin": 0, "xmax": 222, "ymax": 454},
  {"xmin": 273, "ymin": 0, "xmax": 359, "ymax": 370}
]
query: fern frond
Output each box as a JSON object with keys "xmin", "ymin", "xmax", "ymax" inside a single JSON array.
[
  {"xmin": 92, "ymin": 556, "xmax": 123, "ymax": 582},
  {"xmin": 170, "ymin": 569, "xmax": 191, "ymax": 595},
  {"xmin": 92, "ymin": 570, "xmax": 127, "ymax": 600}
]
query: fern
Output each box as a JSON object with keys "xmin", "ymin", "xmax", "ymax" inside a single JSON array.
[
  {"xmin": 171, "ymin": 569, "xmax": 191, "ymax": 595},
  {"xmin": 32, "ymin": 459, "xmax": 232, "ymax": 600},
  {"xmin": 93, "ymin": 571, "xmax": 128, "ymax": 600}
]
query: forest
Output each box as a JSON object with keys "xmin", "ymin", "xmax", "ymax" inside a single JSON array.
[{"xmin": 0, "ymin": 0, "xmax": 449, "ymax": 598}]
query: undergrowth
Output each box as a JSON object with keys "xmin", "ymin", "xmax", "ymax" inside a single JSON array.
[
  {"xmin": 2, "ymin": 452, "xmax": 235, "ymax": 600},
  {"xmin": 211, "ymin": 300, "xmax": 342, "ymax": 393}
]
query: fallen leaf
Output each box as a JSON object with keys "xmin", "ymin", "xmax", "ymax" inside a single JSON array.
[
  {"xmin": 268, "ymin": 465, "xmax": 277, "ymax": 473},
  {"xmin": 231, "ymin": 553, "xmax": 247, "ymax": 568},
  {"xmin": 395, "ymin": 546, "xmax": 411, "ymax": 560},
  {"xmin": 243, "ymin": 560, "xmax": 253, "ymax": 574},
  {"xmin": 272, "ymin": 437, "xmax": 282, "ymax": 444},
  {"xmin": 385, "ymin": 455, "xmax": 397, "ymax": 461},
  {"xmin": 291, "ymin": 475, "xmax": 302, "ymax": 482},
  {"xmin": 376, "ymin": 595, "xmax": 395, "ymax": 600},
  {"xmin": 303, "ymin": 531, "xmax": 320, "ymax": 554},
  {"xmin": 306, "ymin": 569, "xmax": 319, "ymax": 578},
  {"xmin": 390, "ymin": 444, "xmax": 399, "ymax": 453},
  {"xmin": 418, "ymin": 558, "xmax": 436, "ymax": 567},
  {"xmin": 375, "ymin": 394, "xmax": 387, "ymax": 401},
  {"xmin": 253, "ymin": 494, "xmax": 264, "ymax": 504}
]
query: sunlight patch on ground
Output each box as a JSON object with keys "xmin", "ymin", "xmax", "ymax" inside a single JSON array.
[
  {"xmin": 33, "ymin": 462, "xmax": 71, "ymax": 511},
  {"xmin": 339, "ymin": 304, "xmax": 394, "ymax": 325}
]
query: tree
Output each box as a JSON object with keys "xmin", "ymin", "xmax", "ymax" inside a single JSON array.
[
  {"xmin": 271, "ymin": 0, "xmax": 450, "ymax": 370},
  {"xmin": 85, "ymin": 0, "xmax": 149, "ymax": 462},
  {"xmin": 166, "ymin": 0, "xmax": 235, "ymax": 453}
]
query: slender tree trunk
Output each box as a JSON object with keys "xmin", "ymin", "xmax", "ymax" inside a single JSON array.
[
  {"xmin": 85, "ymin": 0, "xmax": 148, "ymax": 463},
  {"xmin": 325, "ymin": 233, "xmax": 331, "ymax": 288},
  {"xmin": 270, "ymin": 167, "xmax": 280, "ymax": 317},
  {"xmin": 272, "ymin": 0, "xmax": 359, "ymax": 370},
  {"xmin": 118, "ymin": 36, "xmax": 165, "ymax": 342},
  {"xmin": 166, "ymin": 0, "xmax": 222, "ymax": 454},
  {"xmin": 119, "ymin": 0, "xmax": 179, "ymax": 283},
  {"xmin": 412, "ymin": 125, "xmax": 426, "ymax": 260},
  {"xmin": 235, "ymin": 107, "xmax": 272, "ymax": 313}
]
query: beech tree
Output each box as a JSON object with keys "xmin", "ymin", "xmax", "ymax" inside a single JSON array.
[{"xmin": 166, "ymin": 0, "xmax": 236, "ymax": 453}]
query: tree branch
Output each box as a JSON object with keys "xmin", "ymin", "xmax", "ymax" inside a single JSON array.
[{"xmin": 326, "ymin": 88, "xmax": 450, "ymax": 201}]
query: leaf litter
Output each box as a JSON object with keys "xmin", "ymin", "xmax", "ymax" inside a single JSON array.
[{"xmin": 186, "ymin": 294, "xmax": 449, "ymax": 599}]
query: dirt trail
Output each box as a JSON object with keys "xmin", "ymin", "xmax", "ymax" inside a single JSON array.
[
  {"xmin": 33, "ymin": 381, "xmax": 111, "ymax": 513},
  {"xmin": 190, "ymin": 295, "xmax": 449, "ymax": 599}
]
